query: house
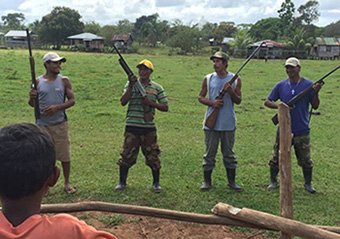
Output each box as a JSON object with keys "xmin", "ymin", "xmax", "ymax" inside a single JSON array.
[
  {"xmin": 248, "ymin": 40, "xmax": 285, "ymax": 59},
  {"xmin": 4, "ymin": 30, "xmax": 34, "ymax": 48},
  {"xmin": 67, "ymin": 32, "xmax": 104, "ymax": 51},
  {"xmin": 111, "ymin": 33, "xmax": 133, "ymax": 50},
  {"xmin": 311, "ymin": 37, "xmax": 340, "ymax": 59}
]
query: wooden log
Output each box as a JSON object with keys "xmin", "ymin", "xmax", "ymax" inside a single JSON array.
[
  {"xmin": 40, "ymin": 201, "xmax": 269, "ymax": 230},
  {"xmin": 278, "ymin": 102, "xmax": 293, "ymax": 239},
  {"xmin": 212, "ymin": 203, "xmax": 340, "ymax": 239}
]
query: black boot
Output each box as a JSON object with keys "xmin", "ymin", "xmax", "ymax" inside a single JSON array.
[
  {"xmin": 200, "ymin": 170, "xmax": 212, "ymax": 191},
  {"xmin": 267, "ymin": 167, "xmax": 279, "ymax": 190},
  {"xmin": 303, "ymin": 168, "xmax": 316, "ymax": 194},
  {"xmin": 226, "ymin": 168, "xmax": 242, "ymax": 191},
  {"xmin": 152, "ymin": 169, "xmax": 162, "ymax": 193},
  {"xmin": 114, "ymin": 166, "xmax": 129, "ymax": 191}
]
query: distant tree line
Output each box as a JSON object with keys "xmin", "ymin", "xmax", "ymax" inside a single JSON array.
[{"xmin": 0, "ymin": 0, "xmax": 340, "ymax": 54}]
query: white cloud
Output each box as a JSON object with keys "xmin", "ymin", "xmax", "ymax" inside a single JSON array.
[{"xmin": 1, "ymin": 0, "xmax": 338, "ymax": 27}]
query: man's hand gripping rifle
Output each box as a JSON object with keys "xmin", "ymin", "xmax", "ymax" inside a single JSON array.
[{"xmin": 113, "ymin": 45, "xmax": 154, "ymax": 122}]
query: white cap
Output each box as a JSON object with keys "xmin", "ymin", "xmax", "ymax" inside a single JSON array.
[
  {"xmin": 43, "ymin": 52, "xmax": 66, "ymax": 63},
  {"xmin": 285, "ymin": 57, "xmax": 300, "ymax": 67}
]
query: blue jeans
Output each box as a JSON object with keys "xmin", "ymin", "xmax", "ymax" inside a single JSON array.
[{"xmin": 203, "ymin": 130, "xmax": 237, "ymax": 171}]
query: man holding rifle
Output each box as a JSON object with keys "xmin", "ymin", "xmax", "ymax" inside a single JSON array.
[
  {"xmin": 28, "ymin": 52, "xmax": 76, "ymax": 194},
  {"xmin": 198, "ymin": 51, "xmax": 242, "ymax": 191},
  {"xmin": 115, "ymin": 59, "xmax": 168, "ymax": 193},
  {"xmin": 264, "ymin": 57, "xmax": 321, "ymax": 194}
]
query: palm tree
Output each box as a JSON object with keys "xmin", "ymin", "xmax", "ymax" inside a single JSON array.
[{"xmin": 231, "ymin": 30, "xmax": 253, "ymax": 57}]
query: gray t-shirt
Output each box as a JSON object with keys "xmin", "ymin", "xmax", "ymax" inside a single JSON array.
[{"xmin": 36, "ymin": 74, "xmax": 67, "ymax": 126}]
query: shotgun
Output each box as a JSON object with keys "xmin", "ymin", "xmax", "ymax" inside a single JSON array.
[
  {"xmin": 204, "ymin": 42, "xmax": 265, "ymax": 129},
  {"xmin": 26, "ymin": 28, "xmax": 40, "ymax": 119},
  {"xmin": 271, "ymin": 65, "xmax": 340, "ymax": 125},
  {"xmin": 113, "ymin": 45, "xmax": 153, "ymax": 122}
]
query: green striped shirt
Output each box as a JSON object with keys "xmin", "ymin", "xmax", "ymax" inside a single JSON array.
[{"xmin": 124, "ymin": 80, "xmax": 168, "ymax": 128}]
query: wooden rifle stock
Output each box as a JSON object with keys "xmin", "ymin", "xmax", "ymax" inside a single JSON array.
[
  {"xmin": 113, "ymin": 45, "xmax": 154, "ymax": 122},
  {"xmin": 26, "ymin": 28, "xmax": 40, "ymax": 119},
  {"xmin": 271, "ymin": 65, "xmax": 340, "ymax": 125}
]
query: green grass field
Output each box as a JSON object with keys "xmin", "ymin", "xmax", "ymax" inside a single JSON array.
[{"xmin": 1, "ymin": 49, "xmax": 339, "ymax": 237}]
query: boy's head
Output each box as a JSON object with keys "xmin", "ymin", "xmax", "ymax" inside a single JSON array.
[{"xmin": 0, "ymin": 123, "xmax": 56, "ymax": 199}]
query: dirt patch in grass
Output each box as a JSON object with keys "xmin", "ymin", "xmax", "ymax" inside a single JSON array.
[{"xmin": 71, "ymin": 211, "xmax": 270, "ymax": 239}]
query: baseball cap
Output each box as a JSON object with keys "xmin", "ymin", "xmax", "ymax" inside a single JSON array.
[
  {"xmin": 43, "ymin": 52, "xmax": 66, "ymax": 63},
  {"xmin": 285, "ymin": 57, "xmax": 300, "ymax": 67},
  {"xmin": 210, "ymin": 51, "xmax": 229, "ymax": 61},
  {"xmin": 137, "ymin": 59, "xmax": 154, "ymax": 71}
]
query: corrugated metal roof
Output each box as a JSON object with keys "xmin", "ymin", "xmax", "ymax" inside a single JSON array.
[
  {"xmin": 315, "ymin": 37, "xmax": 339, "ymax": 46},
  {"xmin": 251, "ymin": 39, "xmax": 284, "ymax": 47},
  {"xmin": 111, "ymin": 34, "xmax": 132, "ymax": 41},
  {"xmin": 4, "ymin": 30, "xmax": 30, "ymax": 37},
  {"xmin": 67, "ymin": 32, "xmax": 104, "ymax": 40}
]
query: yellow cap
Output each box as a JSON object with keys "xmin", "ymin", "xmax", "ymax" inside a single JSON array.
[{"xmin": 137, "ymin": 59, "xmax": 154, "ymax": 71}]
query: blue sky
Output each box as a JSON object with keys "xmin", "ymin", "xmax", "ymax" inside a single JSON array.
[{"xmin": 0, "ymin": 0, "xmax": 339, "ymax": 27}]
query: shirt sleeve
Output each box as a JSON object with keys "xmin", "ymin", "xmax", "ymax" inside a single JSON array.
[{"xmin": 267, "ymin": 83, "xmax": 280, "ymax": 102}]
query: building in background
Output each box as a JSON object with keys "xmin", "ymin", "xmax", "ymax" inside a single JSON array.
[{"xmin": 67, "ymin": 32, "xmax": 104, "ymax": 51}]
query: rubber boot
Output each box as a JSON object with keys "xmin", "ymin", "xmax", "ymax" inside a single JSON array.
[
  {"xmin": 152, "ymin": 169, "xmax": 162, "ymax": 193},
  {"xmin": 114, "ymin": 166, "xmax": 129, "ymax": 191},
  {"xmin": 267, "ymin": 167, "xmax": 279, "ymax": 190},
  {"xmin": 303, "ymin": 168, "xmax": 316, "ymax": 194},
  {"xmin": 226, "ymin": 168, "xmax": 242, "ymax": 191},
  {"xmin": 200, "ymin": 170, "xmax": 212, "ymax": 191}
]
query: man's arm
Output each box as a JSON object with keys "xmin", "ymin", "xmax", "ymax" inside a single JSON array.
[
  {"xmin": 120, "ymin": 74, "xmax": 135, "ymax": 106},
  {"xmin": 311, "ymin": 83, "xmax": 321, "ymax": 109},
  {"xmin": 264, "ymin": 98, "xmax": 278, "ymax": 109},
  {"xmin": 43, "ymin": 77, "xmax": 75, "ymax": 116},
  {"xmin": 198, "ymin": 77, "xmax": 223, "ymax": 108},
  {"xmin": 223, "ymin": 76, "xmax": 242, "ymax": 105},
  {"xmin": 142, "ymin": 98, "xmax": 168, "ymax": 112}
]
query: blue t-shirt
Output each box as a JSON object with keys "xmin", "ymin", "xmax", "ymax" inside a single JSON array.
[{"xmin": 267, "ymin": 77, "xmax": 315, "ymax": 135}]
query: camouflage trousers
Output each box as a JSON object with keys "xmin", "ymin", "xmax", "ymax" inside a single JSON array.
[
  {"xmin": 269, "ymin": 132, "xmax": 313, "ymax": 169},
  {"xmin": 117, "ymin": 130, "xmax": 161, "ymax": 171}
]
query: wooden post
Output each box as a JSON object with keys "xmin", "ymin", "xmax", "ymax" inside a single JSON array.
[
  {"xmin": 278, "ymin": 102, "xmax": 293, "ymax": 239},
  {"xmin": 212, "ymin": 203, "xmax": 340, "ymax": 239}
]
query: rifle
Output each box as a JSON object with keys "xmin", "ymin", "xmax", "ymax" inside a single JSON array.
[
  {"xmin": 26, "ymin": 28, "xmax": 40, "ymax": 119},
  {"xmin": 113, "ymin": 45, "xmax": 154, "ymax": 122},
  {"xmin": 271, "ymin": 65, "xmax": 340, "ymax": 125},
  {"xmin": 204, "ymin": 41, "xmax": 265, "ymax": 129}
]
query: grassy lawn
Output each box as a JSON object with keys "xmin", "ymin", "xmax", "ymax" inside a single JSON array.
[{"xmin": 0, "ymin": 49, "xmax": 339, "ymax": 236}]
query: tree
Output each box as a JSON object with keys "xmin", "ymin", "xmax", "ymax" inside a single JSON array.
[
  {"xmin": 286, "ymin": 28, "xmax": 311, "ymax": 58},
  {"xmin": 200, "ymin": 22, "xmax": 218, "ymax": 42},
  {"xmin": 249, "ymin": 18, "xmax": 282, "ymax": 41},
  {"xmin": 38, "ymin": 6, "xmax": 84, "ymax": 49},
  {"xmin": 323, "ymin": 20, "xmax": 340, "ymax": 37},
  {"xmin": 100, "ymin": 25, "xmax": 115, "ymax": 46},
  {"xmin": 1, "ymin": 13, "xmax": 25, "ymax": 30},
  {"xmin": 213, "ymin": 22, "xmax": 237, "ymax": 43},
  {"xmin": 133, "ymin": 13, "xmax": 159, "ymax": 43},
  {"xmin": 114, "ymin": 19, "xmax": 134, "ymax": 34},
  {"xmin": 84, "ymin": 21, "xmax": 101, "ymax": 34},
  {"xmin": 28, "ymin": 20, "xmax": 41, "ymax": 34},
  {"xmin": 277, "ymin": 0, "xmax": 296, "ymax": 37},
  {"xmin": 167, "ymin": 24, "xmax": 203, "ymax": 55},
  {"xmin": 231, "ymin": 30, "xmax": 253, "ymax": 57},
  {"xmin": 297, "ymin": 0, "xmax": 320, "ymax": 26}
]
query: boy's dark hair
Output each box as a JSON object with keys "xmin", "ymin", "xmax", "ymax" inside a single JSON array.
[{"xmin": 0, "ymin": 123, "xmax": 56, "ymax": 199}]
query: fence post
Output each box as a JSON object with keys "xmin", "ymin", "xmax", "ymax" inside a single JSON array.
[{"xmin": 278, "ymin": 102, "xmax": 293, "ymax": 239}]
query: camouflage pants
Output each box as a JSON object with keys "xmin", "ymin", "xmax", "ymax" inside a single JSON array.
[
  {"xmin": 269, "ymin": 133, "xmax": 313, "ymax": 169},
  {"xmin": 117, "ymin": 131, "xmax": 161, "ymax": 171}
]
